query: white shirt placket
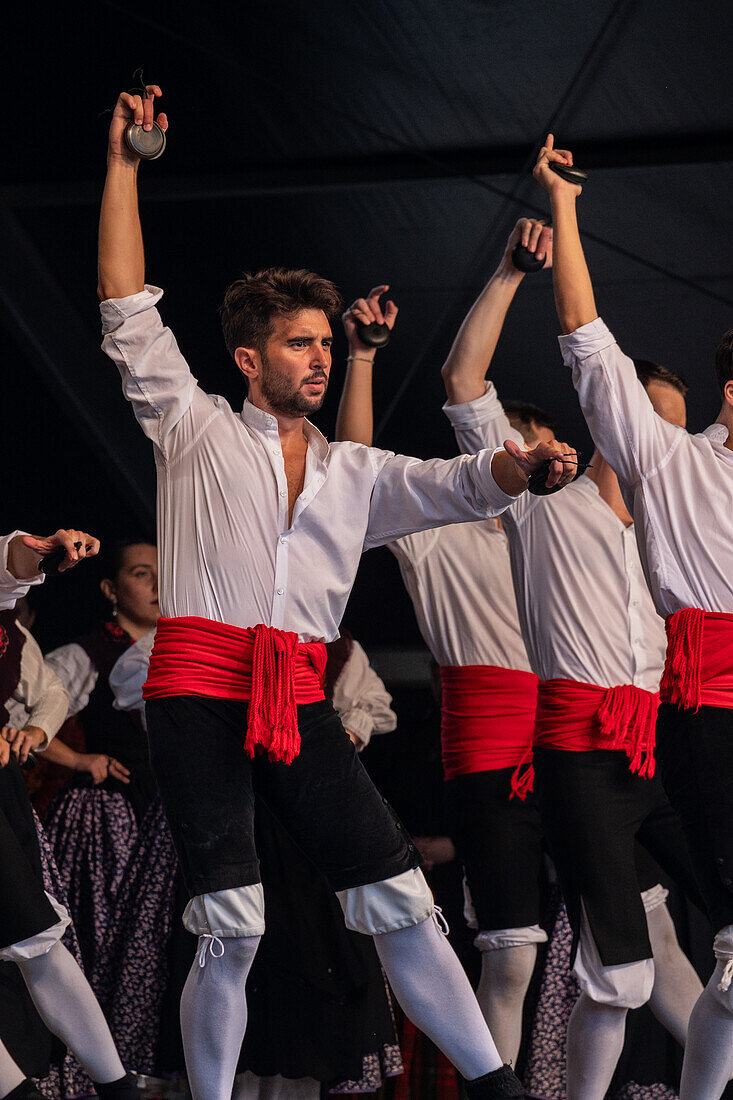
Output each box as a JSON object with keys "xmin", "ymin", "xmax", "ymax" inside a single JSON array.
[{"xmin": 623, "ymin": 526, "xmax": 648, "ymax": 686}]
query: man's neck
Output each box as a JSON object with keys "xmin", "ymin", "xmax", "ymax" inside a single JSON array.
[
  {"xmin": 585, "ymin": 448, "xmax": 633, "ymax": 526},
  {"xmin": 248, "ymin": 393, "xmax": 308, "ymax": 448},
  {"xmin": 715, "ymin": 402, "xmax": 733, "ymax": 451}
]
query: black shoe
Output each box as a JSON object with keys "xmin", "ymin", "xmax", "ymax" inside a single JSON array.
[
  {"xmin": 94, "ymin": 1074, "xmax": 141, "ymax": 1098},
  {"xmin": 464, "ymin": 1064, "xmax": 525, "ymax": 1098}
]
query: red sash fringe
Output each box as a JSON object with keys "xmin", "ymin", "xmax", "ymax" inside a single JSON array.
[
  {"xmin": 661, "ymin": 609, "xmax": 733, "ymax": 711},
  {"xmin": 510, "ymin": 677, "xmax": 658, "ymax": 800},
  {"xmin": 143, "ymin": 616, "xmax": 327, "ymax": 765}
]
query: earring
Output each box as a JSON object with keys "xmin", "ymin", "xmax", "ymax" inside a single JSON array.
[{"xmin": 111, "ymin": 600, "xmax": 118, "ymax": 619}]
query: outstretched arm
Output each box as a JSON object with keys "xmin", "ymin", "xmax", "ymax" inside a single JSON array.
[
  {"xmin": 335, "ymin": 285, "xmax": 398, "ymax": 445},
  {"xmin": 532, "ymin": 134, "xmax": 596, "ymax": 335},
  {"xmin": 441, "ymin": 218, "xmax": 552, "ymax": 405},
  {"xmin": 98, "ymin": 85, "xmax": 168, "ymax": 301}
]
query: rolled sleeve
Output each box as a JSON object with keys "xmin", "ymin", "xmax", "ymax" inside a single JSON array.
[
  {"xmin": 12, "ymin": 627, "xmax": 68, "ymax": 748},
  {"xmin": 101, "ymin": 284, "xmax": 205, "ymax": 455},
  {"xmin": 332, "ymin": 640, "xmax": 397, "ymax": 750},
  {"xmin": 561, "ymin": 317, "xmax": 683, "ymax": 484},
  {"xmin": 443, "ymin": 381, "xmax": 524, "ymax": 457},
  {"xmin": 0, "ymin": 532, "xmax": 44, "ymax": 611}
]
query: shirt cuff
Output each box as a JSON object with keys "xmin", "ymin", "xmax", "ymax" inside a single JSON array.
[
  {"xmin": 340, "ymin": 707, "xmax": 374, "ymax": 748},
  {"xmin": 0, "ymin": 531, "xmax": 44, "ymax": 609},
  {"xmin": 100, "ymin": 284, "xmax": 164, "ymax": 335},
  {"xmin": 558, "ymin": 316, "xmax": 616, "ymax": 365},
  {"xmin": 442, "ymin": 381, "xmax": 505, "ymax": 430}
]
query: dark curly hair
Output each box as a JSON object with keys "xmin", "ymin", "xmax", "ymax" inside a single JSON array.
[{"xmin": 219, "ymin": 268, "xmax": 343, "ymax": 358}]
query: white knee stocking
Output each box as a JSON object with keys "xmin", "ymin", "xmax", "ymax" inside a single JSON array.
[
  {"xmin": 646, "ymin": 901, "xmax": 702, "ymax": 1046},
  {"xmin": 180, "ymin": 934, "xmax": 261, "ymax": 1100},
  {"xmin": 476, "ymin": 944, "xmax": 538, "ymax": 1066},
  {"xmin": 0, "ymin": 1038, "xmax": 25, "ymax": 1098},
  {"xmin": 17, "ymin": 941, "xmax": 125, "ymax": 1085},
  {"xmin": 565, "ymin": 993, "xmax": 628, "ymax": 1100},
  {"xmin": 679, "ymin": 962, "xmax": 733, "ymax": 1100},
  {"xmin": 373, "ymin": 914, "xmax": 502, "ymax": 1080}
]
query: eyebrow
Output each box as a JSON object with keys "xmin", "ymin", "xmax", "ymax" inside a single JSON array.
[{"xmin": 286, "ymin": 334, "xmax": 333, "ymax": 342}]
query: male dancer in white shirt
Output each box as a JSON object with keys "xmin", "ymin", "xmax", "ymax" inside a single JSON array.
[
  {"xmin": 335, "ymin": 230, "xmax": 551, "ymax": 1068},
  {"xmin": 399, "ymin": 221, "xmax": 704, "ymax": 1099},
  {"xmin": 97, "ymin": 85, "xmax": 578, "ymax": 1100},
  {"xmin": 533, "ymin": 132, "xmax": 733, "ymax": 1100}
]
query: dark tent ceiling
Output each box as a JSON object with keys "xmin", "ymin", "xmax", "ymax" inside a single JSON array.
[{"xmin": 2, "ymin": 0, "xmax": 732, "ymax": 649}]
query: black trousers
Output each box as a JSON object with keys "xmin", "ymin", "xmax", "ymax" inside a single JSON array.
[
  {"xmin": 444, "ymin": 767, "xmax": 544, "ymax": 932},
  {"xmin": 534, "ymin": 747, "xmax": 702, "ymax": 966},
  {"xmin": 656, "ymin": 702, "xmax": 733, "ymax": 935},
  {"xmin": 146, "ymin": 695, "xmax": 420, "ymax": 897}
]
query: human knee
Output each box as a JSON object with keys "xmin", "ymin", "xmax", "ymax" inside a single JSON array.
[
  {"xmin": 709, "ymin": 925, "xmax": 733, "ymax": 1012},
  {"xmin": 337, "ymin": 868, "xmax": 434, "ymax": 935},
  {"xmin": 0, "ymin": 894, "xmax": 71, "ymax": 964},
  {"xmin": 479, "ymin": 941, "xmax": 539, "ymax": 996}
]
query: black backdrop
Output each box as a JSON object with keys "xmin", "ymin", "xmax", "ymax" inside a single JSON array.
[{"xmin": 2, "ymin": 0, "xmax": 732, "ymax": 651}]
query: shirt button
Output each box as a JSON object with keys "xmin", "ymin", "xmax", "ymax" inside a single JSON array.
[
  {"xmin": 629, "ymin": 563, "xmax": 635, "ymax": 570},
  {"xmin": 280, "ymin": 490, "xmax": 287, "ymax": 497},
  {"xmin": 634, "ymin": 638, "xmax": 641, "ymax": 644},
  {"xmin": 272, "ymin": 449, "xmax": 280, "ymax": 456},
  {"xmin": 280, "ymin": 536, "xmax": 287, "ymax": 545},
  {"xmin": 277, "ymin": 587, "xmax": 284, "ymax": 596},
  {"xmin": 632, "ymin": 600, "xmax": 638, "ymax": 606}
]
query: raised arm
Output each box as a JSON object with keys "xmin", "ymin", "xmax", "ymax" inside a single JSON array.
[
  {"xmin": 533, "ymin": 135, "xmax": 682, "ymax": 483},
  {"xmin": 532, "ymin": 134, "xmax": 595, "ymax": 335},
  {"xmin": 441, "ymin": 218, "xmax": 552, "ymax": 405},
  {"xmin": 98, "ymin": 85, "xmax": 167, "ymax": 301},
  {"xmin": 335, "ymin": 285, "xmax": 398, "ymax": 445}
]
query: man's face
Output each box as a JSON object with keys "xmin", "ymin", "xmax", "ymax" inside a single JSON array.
[
  {"xmin": 646, "ymin": 381, "xmax": 687, "ymax": 428},
  {"xmin": 257, "ymin": 309, "xmax": 333, "ymax": 417},
  {"xmin": 507, "ymin": 415, "xmax": 556, "ymax": 448}
]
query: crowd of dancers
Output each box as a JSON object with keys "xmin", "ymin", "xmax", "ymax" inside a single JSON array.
[{"xmin": 0, "ymin": 85, "xmax": 732, "ymax": 1100}]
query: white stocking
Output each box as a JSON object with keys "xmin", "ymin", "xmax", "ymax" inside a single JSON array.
[
  {"xmin": 679, "ymin": 962, "xmax": 733, "ymax": 1100},
  {"xmin": 646, "ymin": 901, "xmax": 702, "ymax": 1045},
  {"xmin": 373, "ymin": 914, "xmax": 502, "ymax": 1080},
  {"xmin": 475, "ymin": 944, "xmax": 538, "ymax": 1066},
  {"xmin": 565, "ymin": 993, "xmax": 628, "ymax": 1100},
  {"xmin": 17, "ymin": 941, "xmax": 124, "ymax": 1084},
  {"xmin": 0, "ymin": 1038, "xmax": 25, "ymax": 1098},
  {"xmin": 180, "ymin": 935, "xmax": 261, "ymax": 1100}
]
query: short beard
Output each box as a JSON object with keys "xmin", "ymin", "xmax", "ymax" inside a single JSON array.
[{"xmin": 259, "ymin": 352, "xmax": 328, "ymax": 417}]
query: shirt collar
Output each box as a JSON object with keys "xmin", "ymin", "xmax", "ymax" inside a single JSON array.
[
  {"xmin": 703, "ymin": 423, "xmax": 731, "ymax": 445},
  {"xmin": 240, "ymin": 399, "xmax": 330, "ymax": 464}
]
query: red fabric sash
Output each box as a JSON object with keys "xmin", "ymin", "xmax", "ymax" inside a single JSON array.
[
  {"xmin": 143, "ymin": 616, "xmax": 327, "ymax": 765},
  {"xmin": 439, "ymin": 665, "xmax": 538, "ymax": 780},
  {"xmin": 661, "ymin": 609, "xmax": 733, "ymax": 711},
  {"xmin": 510, "ymin": 677, "xmax": 658, "ymax": 800}
]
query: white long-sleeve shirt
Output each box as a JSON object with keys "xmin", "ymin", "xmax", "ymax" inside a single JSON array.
[
  {"xmin": 110, "ymin": 630, "xmax": 396, "ymax": 748},
  {"xmin": 562, "ymin": 318, "xmax": 733, "ymax": 617},
  {"xmin": 0, "ymin": 531, "xmax": 45, "ymax": 612},
  {"xmin": 4, "ymin": 625, "xmax": 68, "ymax": 748},
  {"xmin": 100, "ymin": 287, "xmax": 517, "ymax": 643},
  {"xmin": 389, "ymin": 525, "xmax": 532, "ymax": 671},
  {"xmin": 444, "ymin": 382, "xmax": 666, "ymax": 691}
]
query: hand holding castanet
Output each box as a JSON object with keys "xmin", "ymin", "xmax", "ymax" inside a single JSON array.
[{"xmin": 108, "ymin": 81, "xmax": 168, "ymax": 166}]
